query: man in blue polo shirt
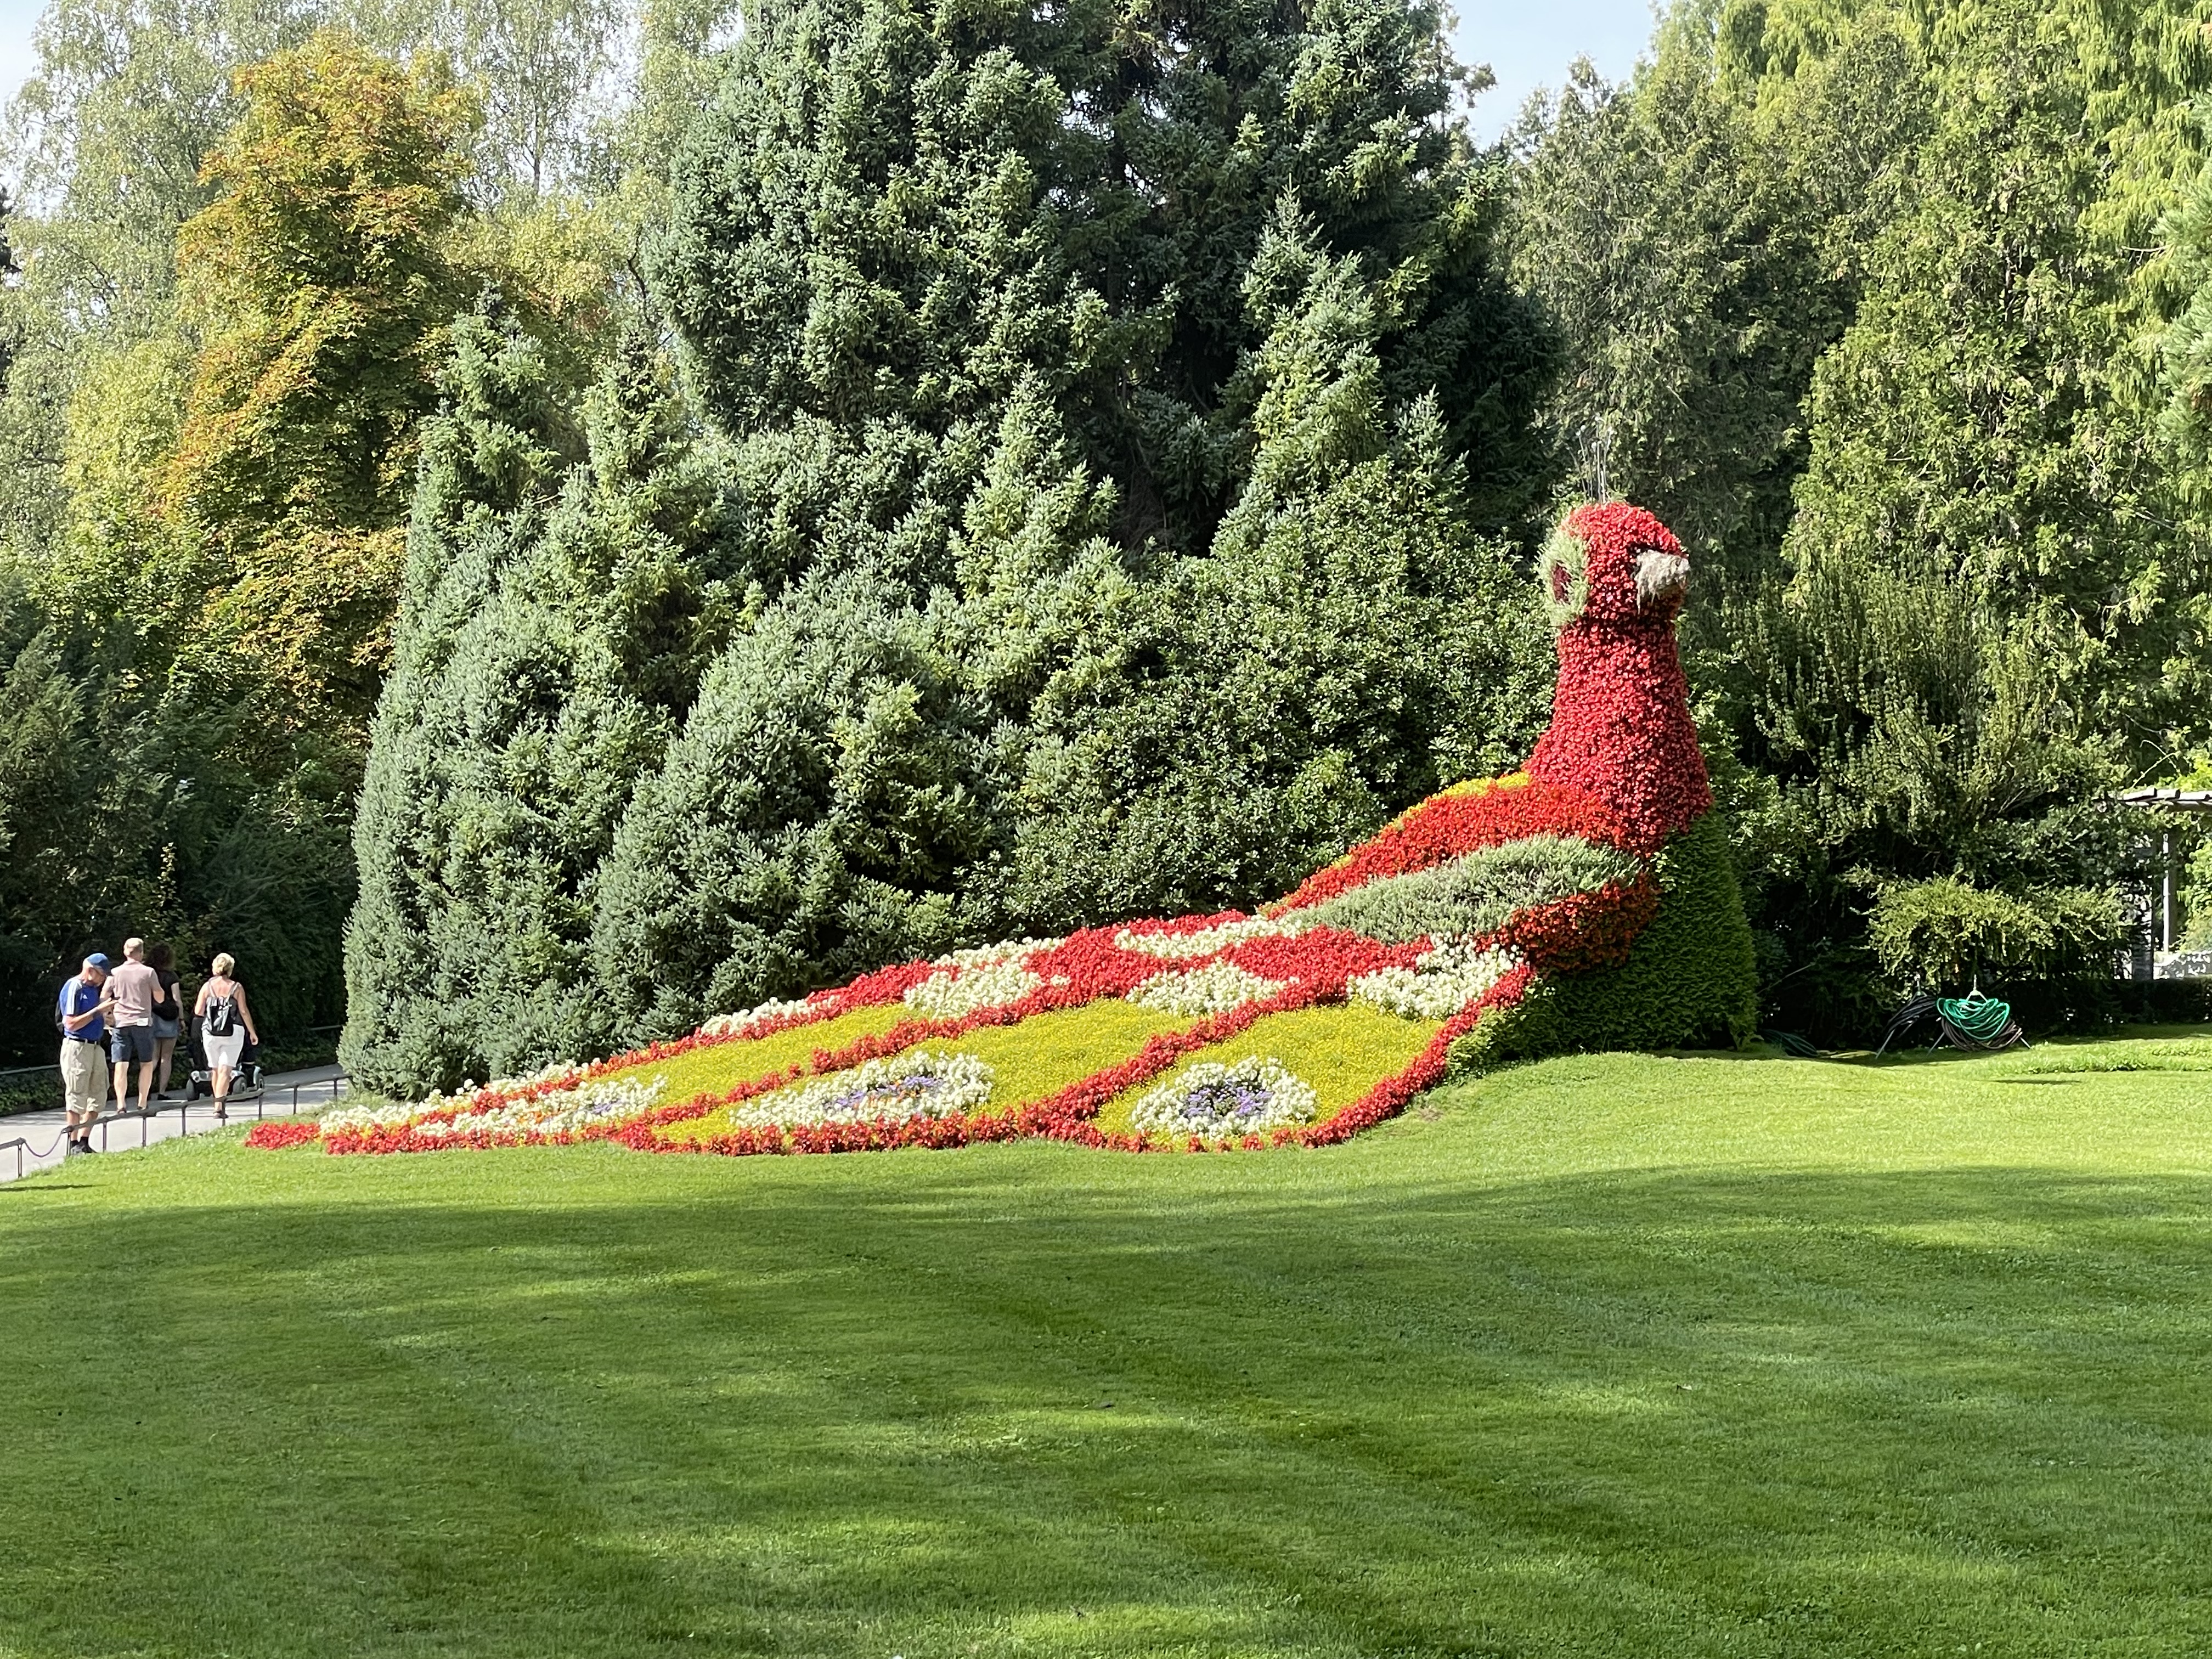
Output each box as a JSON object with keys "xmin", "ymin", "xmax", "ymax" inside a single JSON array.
[{"xmin": 58, "ymin": 953, "xmax": 116, "ymax": 1156}]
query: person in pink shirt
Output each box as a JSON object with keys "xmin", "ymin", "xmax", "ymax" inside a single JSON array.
[{"xmin": 106, "ymin": 937, "xmax": 162, "ymax": 1115}]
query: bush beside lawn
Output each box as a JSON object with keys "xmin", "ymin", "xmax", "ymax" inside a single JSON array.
[{"xmin": 5, "ymin": 1031, "xmax": 2212, "ymax": 1657}]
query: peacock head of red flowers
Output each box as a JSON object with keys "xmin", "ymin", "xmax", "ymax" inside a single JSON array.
[{"xmin": 1537, "ymin": 501, "xmax": 1690, "ymax": 630}]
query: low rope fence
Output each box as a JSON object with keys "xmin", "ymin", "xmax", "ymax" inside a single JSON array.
[{"xmin": 0, "ymin": 1069, "xmax": 349, "ymax": 1182}]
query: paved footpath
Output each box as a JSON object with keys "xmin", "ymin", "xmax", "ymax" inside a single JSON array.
[{"xmin": 0, "ymin": 1064, "xmax": 350, "ymax": 1184}]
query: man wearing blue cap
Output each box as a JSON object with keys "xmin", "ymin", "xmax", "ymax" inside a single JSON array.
[{"xmin": 57, "ymin": 953, "xmax": 116, "ymax": 1156}]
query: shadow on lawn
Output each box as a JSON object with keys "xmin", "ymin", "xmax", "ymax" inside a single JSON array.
[{"xmin": 6, "ymin": 1158, "xmax": 2212, "ymax": 1657}]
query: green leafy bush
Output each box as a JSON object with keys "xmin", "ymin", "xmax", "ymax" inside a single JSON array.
[{"xmin": 1867, "ymin": 877, "xmax": 2130, "ymax": 993}]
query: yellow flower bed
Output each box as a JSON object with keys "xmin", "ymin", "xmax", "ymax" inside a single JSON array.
[
  {"xmin": 654, "ymin": 1000, "xmax": 1193, "ymax": 1144},
  {"xmin": 592, "ymin": 1002, "xmax": 913, "ymax": 1105},
  {"xmin": 1091, "ymin": 1001, "xmax": 1442, "ymax": 1143}
]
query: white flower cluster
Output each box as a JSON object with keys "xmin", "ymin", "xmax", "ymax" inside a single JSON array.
[
  {"xmin": 320, "ymin": 1073, "xmax": 669, "ymax": 1141},
  {"xmin": 902, "ymin": 940, "xmax": 1059, "ymax": 1018},
  {"xmin": 1115, "ymin": 915, "xmax": 1302, "ymax": 960},
  {"xmin": 730, "ymin": 1049, "xmax": 994, "ymax": 1130},
  {"xmin": 701, "ymin": 995, "xmax": 823, "ymax": 1039},
  {"xmin": 1126, "ymin": 958, "xmax": 1289, "ymax": 1017},
  {"xmin": 1348, "ymin": 939, "xmax": 1515, "ymax": 1021},
  {"xmin": 1130, "ymin": 1055, "xmax": 1318, "ymax": 1141},
  {"xmin": 318, "ymin": 1097, "xmax": 428, "ymax": 1135}
]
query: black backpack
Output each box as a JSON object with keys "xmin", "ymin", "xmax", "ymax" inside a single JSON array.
[{"xmin": 204, "ymin": 991, "xmax": 239, "ymax": 1037}]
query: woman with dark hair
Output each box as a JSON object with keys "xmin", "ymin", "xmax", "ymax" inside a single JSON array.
[{"xmin": 146, "ymin": 942, "xmax": 183, "ymax": 1097}]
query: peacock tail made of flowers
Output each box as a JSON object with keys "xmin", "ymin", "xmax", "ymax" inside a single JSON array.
[{"xmin": 253, "ymin": 503, "xmax": 1754, "ymax": 1161}]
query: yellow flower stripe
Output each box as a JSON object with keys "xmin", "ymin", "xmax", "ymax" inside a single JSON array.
[
  {"xmin": 655, "ymin": 1000, "xmax": 1193, "ymax": 1144},
  {"xmin": 1090, "ymin": 1001, "xmax": 1442, "ymax": 1143}
]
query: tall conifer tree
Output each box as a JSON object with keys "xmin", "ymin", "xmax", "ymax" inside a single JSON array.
[{"xmin": 343, "ymin": 310, "xmax": 748, "ymax": 1091}]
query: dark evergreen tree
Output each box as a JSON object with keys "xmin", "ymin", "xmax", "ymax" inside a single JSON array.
[
  {"xmin": 651, "ymin": 0, "xmax": 1553, "ymax": 594},
  {"xmin": 343, "ymin": 308, "xmax": 741, "ymax": 1092},
  {"xmin": 589, "ymin": 376, "xmax": 1110, "ymax": 1038},
  {"xmin": 997, "ymin": 207, "xmax": 1552, "ymax": 928}
]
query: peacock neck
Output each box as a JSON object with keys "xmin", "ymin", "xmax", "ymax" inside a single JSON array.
[{"xmin": 1525, "ymin": 616, "xmax": 1712, "ymax": 856}]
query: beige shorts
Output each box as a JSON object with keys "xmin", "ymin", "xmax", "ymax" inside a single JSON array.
[{"xmin": 60, "ymin": 1038, "xmax": 109, "ymax": 1118}]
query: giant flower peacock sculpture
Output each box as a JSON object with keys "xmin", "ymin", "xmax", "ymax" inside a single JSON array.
[{"xmin": 256, "ymin": 503, "xmax": 1758, "ymax": 1158}]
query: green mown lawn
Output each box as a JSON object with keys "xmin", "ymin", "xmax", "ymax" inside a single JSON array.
[{"xmin": 7, "ymin": 1030, "xmax": 2212, "ymax": 1658}]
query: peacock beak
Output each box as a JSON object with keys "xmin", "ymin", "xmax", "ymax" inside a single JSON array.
[{"xmin": 1634, "ymin": 550, "xmax": 1690, "ymax": 611}]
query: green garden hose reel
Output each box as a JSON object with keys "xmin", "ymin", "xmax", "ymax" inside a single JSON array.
[{"xmin": 1876, "ymin": 987, "xmax": 2028, "ymax": 1056}]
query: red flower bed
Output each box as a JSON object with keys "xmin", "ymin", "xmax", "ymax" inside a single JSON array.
[
  {"xmin": 244, "ymin": 1120, "xmax": 320, "ymax": 1149},
  {"xmin": 1483, "ymin": 871, "xmax": 1660, "ymax": 975},
  {"xmin": 1223, "ymin": 927, "xmax": 1423, "ymax": 989}
]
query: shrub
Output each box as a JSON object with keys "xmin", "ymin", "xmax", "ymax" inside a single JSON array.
[{"xmin": 1867, "ymin": 876, "xmax": 2129, "ymax": 992}]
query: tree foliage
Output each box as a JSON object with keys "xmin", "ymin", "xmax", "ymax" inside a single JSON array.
[
  {"xmin": 340, "ymin": 0, "xmax": 1558, "ymax": 1086},
  {"xmin": 158, "ymin": 31, "xmax": 476, "ymax": 746},
  {"xmin": 0, "ymin": 25, "xmax": 482, "ymax": 1057},
  {"xmin": 342, "ymin": 309, "xmax": 739, "ymax": 1089},
  {"xmin": 1510, "ymin": 0, "xmax": 2212, "ymax": 1039}
]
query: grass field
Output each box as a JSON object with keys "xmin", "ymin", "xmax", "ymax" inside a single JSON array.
[{"xmin": 6, "ymin": 1029, "xmax": 2212, "ymax": 1658}]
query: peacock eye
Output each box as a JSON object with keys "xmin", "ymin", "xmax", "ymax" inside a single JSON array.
[{"xmin": 1550, "ymin": 564, "xmax": 1570, "ymax": 603}]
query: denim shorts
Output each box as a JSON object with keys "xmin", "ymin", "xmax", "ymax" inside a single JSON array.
[
  {"xmin": 152, "ymin": 1014, "xmax": 181, "ymax": 1041},
  {"xmin": 109, "ymin": 1024, "xmax": 156, "ymax": 1065}
]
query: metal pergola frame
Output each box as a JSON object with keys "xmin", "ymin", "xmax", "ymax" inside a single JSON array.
[{"xmin": 2111, "ymin": 789, "xmax": 2212, "ymax": 958}]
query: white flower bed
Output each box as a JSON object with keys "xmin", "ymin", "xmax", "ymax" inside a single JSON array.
[
  {"xmin": 1348, "ymin": 939, "xmax": 1514, "ymax": 1020},
  {"xmin": 1126, "ymin": 958, "xmax": 1288, "ymax": 1016},
  {"xmin": 701, "ymin": 994, "xmax": 825, "ymax": 1039},
  {"xmin": 901, "ymin": 939, "xmax": 1063, "ymax": 1018},
  {"xmin": 1115, "ymin": 915, "xmax": 1302, "ymax": 960},
  {"xmin": 730, "ymin": 1049, "xmax": 994, "ymax": 1130},
  {"xmin": 1130, "ymin": 1056, "xmax": 1318, "ymax": 1141},
  {"xmin": 320, "ymin": 1073, "xmax": 669, "ymax": 1141}
]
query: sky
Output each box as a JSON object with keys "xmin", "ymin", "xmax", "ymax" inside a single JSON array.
[
  {"xmin": 1458, "ymin": 0, "xmax": 1654, "ymax": 138},
  {"xmin": 0, "ymin": 0, "xmax": 1654, "ymax": 146},
  {"xmin": 1, "ymin": 0, "xmax": 38, "ymax": 113}
]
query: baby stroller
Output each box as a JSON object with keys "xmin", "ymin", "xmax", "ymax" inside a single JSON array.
[{"xmin": 184, "ymin": 1032, "xmax": 264, "ymax": 1103}]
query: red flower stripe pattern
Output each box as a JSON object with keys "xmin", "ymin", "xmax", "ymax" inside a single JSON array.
[{"xmin": 1482, "ymin": 872, "xmax": 1660, "ymax": 976}]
